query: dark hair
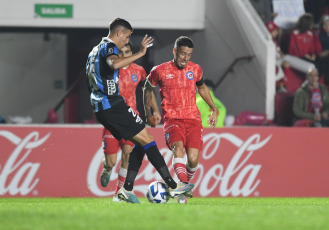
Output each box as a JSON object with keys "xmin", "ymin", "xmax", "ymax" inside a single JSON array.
[
  {"xmin": 174, "ymin": 36, "xmax": 194, "ymax": 49},
  {"xmin": 109, "ymin": 18, "xmax": 133, "ymax": 32},
  {"xmin": 295, "ymin": 13, "xmax": 314, "ymax": 33}
]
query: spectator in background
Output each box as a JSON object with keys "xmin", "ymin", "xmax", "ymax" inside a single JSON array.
[
  {"xmin": 293, "ymin": 68, "xmax": 329, "ymax": 127},
  {"xmin": 266, "ymin": 21, "xmax": 290, "ymax": 91},
  {"xmin": 196, "ymin": 79, "xmax": 226, "ymax": 127},
  {"xmin": 288, "ymin": 13, "xmax": 322, "ymax": 65},
  {"xmin": 318, "ymin": 15, "xmax": 329, "ymax": 85}
]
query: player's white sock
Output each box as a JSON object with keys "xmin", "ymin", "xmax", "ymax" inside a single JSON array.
[
  {"xmin": 115, "ymin": 167, "xmax": 127, "ymax": 194},
  {"xmin": 186, "ymin": 163, "xmax": 197, "ymax": 181}
]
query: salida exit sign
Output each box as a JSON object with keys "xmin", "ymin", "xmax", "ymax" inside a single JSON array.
[{"xmin": 35, "ymin": 4, "xmax": 73, "ymax": 18}]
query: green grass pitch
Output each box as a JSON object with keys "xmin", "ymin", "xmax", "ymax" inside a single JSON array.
[{"xmin": 1, "ymin": 197, "xmax": 329, "ymax": 230}]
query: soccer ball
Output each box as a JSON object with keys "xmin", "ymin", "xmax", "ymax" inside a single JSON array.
[{"xmin": 146, "ymin": 181, "xmax": 170, "ymax": 203}]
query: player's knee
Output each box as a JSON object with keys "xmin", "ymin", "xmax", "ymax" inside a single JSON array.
[
  {"xmin": 171, "ymin": 145, "xmax": 184, "ymax": 158},
  {"xmin": 187, "ymin": 156, "xmax": 199, "ymax": 168}
]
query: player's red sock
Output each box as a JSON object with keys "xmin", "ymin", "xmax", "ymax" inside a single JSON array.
[
  {"xmin": 173, "ymin": 157, "xmax": 188, "ymax": 183},
  {"xmin": 115, "ymin": 167, "xmax": 127, "ymax": 194},
  {"xmin": 186, "ymin": 163, "xmax": 197, "ymax": 181}
]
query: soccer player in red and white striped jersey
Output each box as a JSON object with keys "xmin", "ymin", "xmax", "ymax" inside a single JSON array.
[{"xmin": 144, "ymin": 36, "xmax": 219, "ymax": 197}]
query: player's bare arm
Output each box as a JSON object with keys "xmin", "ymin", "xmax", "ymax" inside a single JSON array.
[
  {"xmin": 107, "ymin": 35, "xmax": 154, "ymax": 70},
  {"xmin": 151, "ymin": 91, "xmax": 161, "ymax": 126},
  {"xmin": 143, "ymin": 80, "xmax": 158, "ymax": 127},
  {"xmin": 197, "ymin": 83, "xmax": 219, "ymax": 128}
]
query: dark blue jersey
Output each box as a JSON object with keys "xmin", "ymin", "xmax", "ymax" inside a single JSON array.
[{"xmin": 86, "ymin": 37, "xmax": 123, "ymax": 112}]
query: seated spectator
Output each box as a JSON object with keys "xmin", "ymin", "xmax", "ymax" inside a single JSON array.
[
  {"xmin": 293, "ymin": 68, "xmax": 329, "ymax": 127},
  {"xmin": 288, "ymin": 13, "xmax": 322, "ymax": 64},
  {"xmin": 196, "ymin": 79, "xmax": 226, "ymax": 127},
  {"xmin": 266, "ymin": 21, "xmax": 315, "ymax": 93},
  {"xmin": 266, "ymin": 21, "xmax": 290, "ymax": 91},
  {"xmin": 318, "ymin": 15, "xmax": 329, "ymax": 85}
]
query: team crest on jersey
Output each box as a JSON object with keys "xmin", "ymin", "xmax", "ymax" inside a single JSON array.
[
  {"xmin": 186, "ymin": 71, "xmax": 194, "ymax": 80},
  {"xmin": 131, "ymin": 74, "xmax": 138, "ymax": 82}
]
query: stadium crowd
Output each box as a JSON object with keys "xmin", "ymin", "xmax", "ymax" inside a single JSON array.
[{"xmin": 251, "ymin": 0, "xmax": 329, "ymax": 127}]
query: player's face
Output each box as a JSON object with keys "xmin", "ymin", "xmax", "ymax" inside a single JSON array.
[
  {"xmin": 119, "ymin": 46, "xmax": 132, "ymax": 58},
  {"xmin": 173, "ymin": 46, "xmax": 193, "ymax": 69},
  {"xmin": 117, "ymin": 29, "xmax": 132, "ymax": 49}
]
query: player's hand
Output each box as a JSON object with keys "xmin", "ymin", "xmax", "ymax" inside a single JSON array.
[
  {"xmin": 208, "ymin": 109, "xmax": 219, "ymax": 128},
  {"xmin": 153, "ymin": 111, "xmax": 162, "ymax": 125},
  {"xmin": 140, "ymin": 34, "xmax": 154, "ymax": 55},
  {"xmin": 146, "ymin": 116, "xmax": 157, "ymax": 127}
]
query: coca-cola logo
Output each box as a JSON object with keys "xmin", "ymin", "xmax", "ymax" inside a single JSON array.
[
  {"xmin": 0, "ymin": 130, "xmax": 50, "ymax": 196},
  {"xmin": 88, "ymin": 132, "xmax": 272, "ymax": 197},
  {"xmin": 0, "ymin": 129, "xmax": 271, "ymax": 197}
]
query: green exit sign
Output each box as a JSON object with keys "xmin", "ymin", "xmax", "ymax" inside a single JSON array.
[{"xmin": 35, "ymin": 4, "xmax": 73, "ymax": 18}]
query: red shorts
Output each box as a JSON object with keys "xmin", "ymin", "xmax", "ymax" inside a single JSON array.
[
  {"xmin": 163, "ymin": 119, "xmax": 203, "ymax": 151},
  {"xmin": 102, "ymin": 128, "xmax": 134, "ymax": 155}
]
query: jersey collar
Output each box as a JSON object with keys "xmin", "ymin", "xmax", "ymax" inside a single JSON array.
[{"xmin": 102, "ymin": 37, "xmax": 114, "ymax": 43}]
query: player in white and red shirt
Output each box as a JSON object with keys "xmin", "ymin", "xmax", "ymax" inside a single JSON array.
[
  {"xmin": 144, "ymin": 36, "xmax": 218, "ymax": 198},
  {"xmin": 101, "ymin": 43, "xmax": 160, "ymax": 201}
]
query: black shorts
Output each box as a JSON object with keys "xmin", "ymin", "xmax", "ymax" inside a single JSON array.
[{"xmin": 95, "ymin": 100, "xmax": 145, "ymax": 141}]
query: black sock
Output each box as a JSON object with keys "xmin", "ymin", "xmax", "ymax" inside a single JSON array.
[
  {"xmin": 143, "ymin": 141, "xmax": 177, "ymax": 189},
  {"xmin": 123, "ymin": 145, "xmax": 145, "ymax": 191}
]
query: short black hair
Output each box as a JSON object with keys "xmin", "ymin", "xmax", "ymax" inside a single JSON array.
[
  {"xmin": 109, "ymin": 18, "xmax": 133, "ymax": 32},
  {"xmin": 174, "ymin": 36, "xmax": 194, "ymax": 49}
]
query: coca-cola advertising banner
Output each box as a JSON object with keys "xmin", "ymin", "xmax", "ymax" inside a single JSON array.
[{"xmin": 1, "ymin": 125, "xmax": 329, "ymax": 197}]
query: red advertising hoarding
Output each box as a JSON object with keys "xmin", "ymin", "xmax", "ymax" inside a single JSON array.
[{"xmin": 1, "ymin": 125, "xmax": 329, "ymax": 197}]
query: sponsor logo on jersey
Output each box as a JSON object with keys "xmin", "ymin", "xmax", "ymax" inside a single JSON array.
[
  {"xmin": 107, "ymin": 80, "xmax": 116, "ymax": 95},
  {"xmin": 131, "ymin": 74, "xmax": 138, "ymax": 82},
  {"xmin": 166, "ymin": 74, "xmax": 174, "ymax": 79},
  {"xmin": 186, "ymin": 71, "xmax": 194, "ymax": 80},
  {"xmin": 108, "ymin": 48, "xmax": 114, "ymax": 55}
]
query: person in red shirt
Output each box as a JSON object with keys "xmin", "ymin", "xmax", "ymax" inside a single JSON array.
[
  {"xmin": 100, "ymin": 43, "xmax": 161, "ymax": 201},
  {"xmin": 288, "ymin": 13, "xmax": 322, "ymax": 63},
  {"xmin": 143, "ymin": 36, "xmax": 219, "ymax": 199}
]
